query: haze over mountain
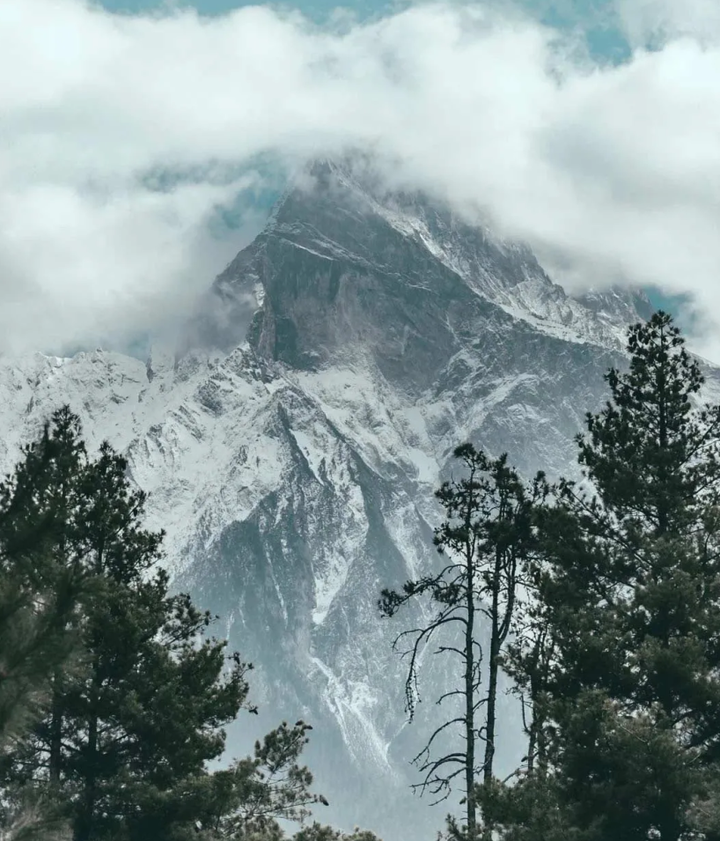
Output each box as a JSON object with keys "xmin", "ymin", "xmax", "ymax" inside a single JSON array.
[
  {"xmin": 4, "ymin": 0, "xmax": 720, "ymax": 363},
  {"xmin": 2, "ymin": 161, "xmax": 695, "ymax": 837}
]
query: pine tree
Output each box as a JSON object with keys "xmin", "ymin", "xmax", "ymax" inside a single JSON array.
[
  {"xmin": 208, "ymin": 720, "xmax": 329, "ymax": 840},
  {"xmin": 380, "ymin": 444, "xmax": 543, "ymax": 839},
  {"xmin": 500, "ymin": 312, "xmax": 720, "ymax": 841},
  {"xmin": 292, "ymin": 825, "xmax": 382, "ymax": 841},
  {"xmin": 0, "ymin": 409, "xmax": 87, "ymax": 744},
  {"xmin": 0, "ymin": 410, "xmax": 250, "ymax": 841},
  {"xmin": 0, "ymin": 408, "xmax": 358, "ymax": 841},
  {"xmin": 0, "ymin": 410, "xmax": 90, "ymax": 840}
]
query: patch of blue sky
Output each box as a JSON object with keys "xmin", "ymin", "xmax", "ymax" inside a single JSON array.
[
  {"xmin": 99, "ymin": 0, "xmax": 393, "ymax": 21},
  {"xmin": 98, "ymin": 0, "xmax": 632, "ymax": 55},
  {"xmin": 645, "ymin": 288, "xmax": 694, "ymax": 329}
]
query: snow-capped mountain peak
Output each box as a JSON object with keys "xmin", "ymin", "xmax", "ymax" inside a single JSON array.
[{"xmin": 0, "ymin": 161, "xmax": 668, "ymax": 839}]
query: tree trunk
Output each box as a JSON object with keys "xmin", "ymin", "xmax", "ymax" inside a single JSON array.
[
  {"xmin": 74, "ymin": 664, "xmax": 100, "ymax": 841},
  {"xmin": 526, "ymin": 699, "xmax": 536, "ymax": 776},
  {"xmin": 481, "ymin": 549, "xmax": 504, "ymax": 841},
  {"xmin": 74, "ymin": 713, "xmax": 97, "ymax": 841},
  {"xmin": 48, "ymin": 684, "xmax": 62, "ymax": 785},
  {"xmin": 483, "ymin": 555, "xmax": 503, "ymax": 787},
  {"xmin": 656, "ymin": 323, "xmax": 669, "ymax": 538},
  {"xmin": 466, "ymin": 555, "xmax": 477, "ymax": 840}
]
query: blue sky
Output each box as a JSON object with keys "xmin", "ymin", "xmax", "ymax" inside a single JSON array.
[
  {"xmin": 99, "ymin": 0, "xmax": 631, "ymax": 59},
  {"xmin": 100, "ymin": 0, "xmax": 384, "ymax": 15},
  {"xmin": 99, "ymin": 0, "xmax": 607, "ymax": 21}
]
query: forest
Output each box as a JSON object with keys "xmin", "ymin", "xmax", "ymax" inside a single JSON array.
[{"xmin": 2, "ymin": 312, "xmax": 720, "ymax": 841}]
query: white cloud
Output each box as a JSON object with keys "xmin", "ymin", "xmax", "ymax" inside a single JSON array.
[
  {"xmin": 615, "ymin": 0, "xmax": 720, "ymax": 47},
  {"xmin": 1, "ymin": 0, "xmax": 720, "ymax": 358}
]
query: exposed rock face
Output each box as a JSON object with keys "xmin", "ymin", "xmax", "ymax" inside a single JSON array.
[{"xmin": 0, "ymin": 160, "xmax": 674, "ymax": 839}]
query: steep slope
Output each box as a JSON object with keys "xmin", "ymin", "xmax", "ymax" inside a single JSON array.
[{"xmin": 0, "ymin": 161, "xmax": 668, "ymax": 839}]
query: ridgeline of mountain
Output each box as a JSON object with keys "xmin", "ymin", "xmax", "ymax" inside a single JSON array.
[{"xmin": 0, "ymin": 160, "xmax": 670, "ymax": 839}]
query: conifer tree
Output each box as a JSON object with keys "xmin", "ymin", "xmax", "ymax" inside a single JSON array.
[
  {"xmin": 0, "ymin": 410, "xmax": 249, "ymax": 839},
  {"xmin": 497, "ymin": 312, "xmax": 720, "ymax": 841},
  {"xmin": 208, "ymin": 720, "xmax": 330, "ymax": 840},
  {"xmin": 380, "ymin": 444, "xmax": 542, "ymax": 840},
  {"xmin": 0, "ymin": 410, "xmax": 90, "ymax": 840},
  {"xmin": 0, "ymin": 408, "xmax": 354, "ymax": 841},
  {"xmin": 292, "ymin": 825, "xmax": 382, "ymax": 841}
]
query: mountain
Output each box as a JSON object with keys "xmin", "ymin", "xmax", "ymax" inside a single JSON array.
[{"xmin": 0, "ymin": 159, "xmax": 676, "ymax": 839}]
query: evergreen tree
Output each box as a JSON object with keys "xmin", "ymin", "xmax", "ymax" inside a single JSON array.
[
  {"xmin": 0, "ymin": 410, "xmax": 248, "ymax": 841},
  {"xmin": 0, "ymin": 409, "xmax": 86, "ymax": 746},
  {"xmin": 0, "ymin": 410, "xmax": 90, "ymax": 840},
  {"xmin": 208, "ymin": 720, "xmax": 328, "ymax": 840},
  {"xmin": 498, "ymin": 312, "xmax": 720, "ymax": 841},
  {"xmin": 380, "ymin": 444, "xmax": 542, "ymax": 839},
  {"xmin": 1, "ymin": 408, "xmax": 367, "ymax": 841},
  {"xmin": 292, "ymin": 825, "xmax": 382, "ymax": 841}
]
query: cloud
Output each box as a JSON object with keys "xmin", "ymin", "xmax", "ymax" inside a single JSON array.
[
  {"xmin": 615, "ymin": 0, "xmax": 720, "ymax": 47},
  {"xmin": 1, "ymin": 0, "xmax": 720, "ymax": 358}
]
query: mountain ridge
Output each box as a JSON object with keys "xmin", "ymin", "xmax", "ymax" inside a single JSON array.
[{"xmin": 0, "ymin": 162, "xmax": 668, "ymax": 839}]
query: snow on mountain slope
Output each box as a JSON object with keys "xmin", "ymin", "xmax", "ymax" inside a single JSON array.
[{"xmin": 0, "ymin": 160, "xmax": 682, "ymax": 839}]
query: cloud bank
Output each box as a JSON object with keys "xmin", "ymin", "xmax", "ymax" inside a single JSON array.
[{"xmin": 1, "ymin": 0, "xmax": 719, "ymax": 357}]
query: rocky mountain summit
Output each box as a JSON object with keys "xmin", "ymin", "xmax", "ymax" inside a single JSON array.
[{"xmin": 0, "ymin": 160, "xmax": 661, "ymax": 838}]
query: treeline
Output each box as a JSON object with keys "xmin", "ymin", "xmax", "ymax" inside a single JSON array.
[
  {"xmin": 381, "ymin": 311, "xmax": 720, "ymax": 840},
  {"xmin": 0, "ymin": 410, "xmax": 380, "ymax": 841}
]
